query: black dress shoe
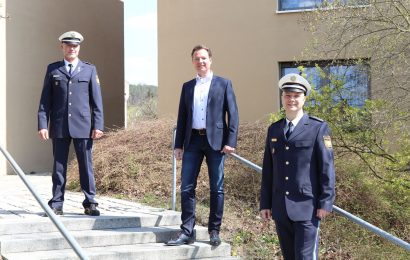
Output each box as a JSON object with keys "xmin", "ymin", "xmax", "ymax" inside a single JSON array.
[
  {"xmin": 84, "ymin": 204, "xmax": 100, "ymax": 216},
  {"xmin": 209, "ymin": 230, "xmax": 221, "ymax": 246},
  {"xmin": 166, "ymin": 232, "xmax": 195, "ymax": 246},
  {"xmin": 42, "ymin": 208, "xmax": 63, "ymax": 217}
]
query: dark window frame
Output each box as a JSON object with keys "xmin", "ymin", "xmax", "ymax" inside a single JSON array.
[
  {"xmin": 279, "ymin": 59, "xmax": 371, "ymax": 107},
  {"xmin": 278, "ymin": 0, "xmax": 370, "ymax": 12}
]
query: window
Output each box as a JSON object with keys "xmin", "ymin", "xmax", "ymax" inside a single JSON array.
[
  {"xmin": 280, "ymin": 60, "xmax": 370, "ymax": 107},
  {"xmin": 279, "ymin": 0, "xmax": 324, "ymax": 11},
  {"xmin": 278, "ymin": 0, "xmax": 369, "ymax": 12}
]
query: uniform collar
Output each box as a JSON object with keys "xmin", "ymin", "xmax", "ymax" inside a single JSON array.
[
  {"xmin": 286, "ymin": 111, "xmax": 304, "ymax": 127},
  {"xmin": 64, "ymin": 58, "xmax": 79, "ymax": 69},
  {"xmin": 196, "ymin": 72, "xmax": 213, "ymax": 84}
]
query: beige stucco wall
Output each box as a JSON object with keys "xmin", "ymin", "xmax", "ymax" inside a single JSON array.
[
  {"xmin": 158, "ymin": 0, "xmax": 314, "ymax": 123},
  {"xmin": 4, "ymin": 0, "xmax": 124, "ymax": 175},
  {"xmin": 0, "ymin": 0, "xmax": 6, "ymax": 174}
]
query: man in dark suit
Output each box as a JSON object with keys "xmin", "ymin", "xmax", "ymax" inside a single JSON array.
[
  {"xmin": 167, "ymin": 45, "xmax": 239, "ymax": 246},
  {"xmin": 260, "ymin": 73, "xmax": 335, "ymax": 259},
  {"xmin": 38, "ymin": 31, "xmax": 104, "ymax": 216}
]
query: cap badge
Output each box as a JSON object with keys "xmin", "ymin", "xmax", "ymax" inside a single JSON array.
[{"xmin": 290, "ymin": 75, "xmax": 297, "ymax": 82}]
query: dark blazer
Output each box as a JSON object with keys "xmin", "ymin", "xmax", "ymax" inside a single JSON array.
[
  {"xmin": 174, "ymin": 75, "xmax": 239, "ymax": 151},
  {"xmin": 38, "ymin": 60, "xmax": 104, "ymax": 138},
  {"xmin": 260, "ymin": 114, "xmax": 335, "ymax": 221}
]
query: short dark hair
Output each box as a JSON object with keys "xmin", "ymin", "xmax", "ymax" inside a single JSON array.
[{"xmin": 191, "ymin": 44, "xmax": 212, "ymax": 58}]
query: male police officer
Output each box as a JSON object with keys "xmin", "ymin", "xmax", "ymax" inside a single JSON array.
[
  {"xmin": 260, "ymin": 73, "xmax": 335, "ymax": 259},
  {"xmin": 38, "ymin": 31, "xmax": 104, "ymax": 216}
]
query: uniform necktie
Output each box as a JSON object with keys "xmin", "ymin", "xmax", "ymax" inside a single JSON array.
[
  {"xmin": 286, "ymin": 121, "xmax": 293, "ymax": 139},
  {"xmin": 68, "ymin": 64, "xmax": 73, "ymax": 76}
]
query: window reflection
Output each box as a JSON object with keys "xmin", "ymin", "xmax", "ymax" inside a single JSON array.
[{"xmin": 280, "ymin": 61, "xmax": 370, "ymax": 107}]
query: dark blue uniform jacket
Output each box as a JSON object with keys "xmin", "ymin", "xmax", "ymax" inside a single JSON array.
[
  {"xmin": 260, "ymin": 114, "xmax": 335, "ymax": 221},
  {"xmin": 38, "ymin": 60, "xmax": 104, "ymax": 138}
]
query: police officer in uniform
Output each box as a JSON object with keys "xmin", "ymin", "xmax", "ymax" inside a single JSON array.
[
  {"xmin": 38, "ymin": 31, "xmax": 104, "ymax": 216},
  {"xmin": 260, "ymin": 73, "xmax": 335, "ymax": 259}
]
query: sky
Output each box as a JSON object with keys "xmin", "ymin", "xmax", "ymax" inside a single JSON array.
[{"xmin": 124, "ymin": 0, "xmax": 157, "ymax": 86}]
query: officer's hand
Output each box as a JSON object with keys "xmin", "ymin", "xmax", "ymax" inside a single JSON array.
[
  {"xmin": 174, "ymin": 148, "xmax": 183, "ymax": 160},
  {"xmin": 222, "ymin": 145, "xmax": 235, "ymax": 154},
  {"xmin": 92, "ymin": 129, "xmax": 104, "ymax": 139},
  {"xmin": 260, "ymin": 209, "xmax": 272, "ymax": 221},
  {"xmin": 38, "ymin": 129, "xmax": 49, "ymax": 140},
  {"xmin": 316, "ymin": 209, "xmax": 331, "ymax": 219}
]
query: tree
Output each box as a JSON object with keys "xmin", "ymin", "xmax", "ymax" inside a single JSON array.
[{"xmin": 300, "ymin": 0, "xmax": 410, "ymax": 109}]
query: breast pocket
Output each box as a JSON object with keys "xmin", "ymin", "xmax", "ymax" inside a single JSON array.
[
  {"xmin": 78, "ymin": 78, "xmax": 90, "ymax": 87},
  {"xmin": 294, "ymin": 140, "xmax": 313, "ymax": 148}
]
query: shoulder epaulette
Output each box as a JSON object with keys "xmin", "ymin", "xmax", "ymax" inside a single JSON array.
[
  {"xmin": 309, "ymin": 115, "xmax": 324, "ymax": 122},
  {"xmin": 82, "ymin": 61, "xmax": 94, "ymax": 66},
  {"xmin": 49, "ymin": 61, "xmax": 60, "ymax": 65}
]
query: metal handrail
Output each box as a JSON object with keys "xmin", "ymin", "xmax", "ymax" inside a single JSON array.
[
  {"xmin": 0, "ymin": 145, "xmax": 89, "ymax": 260},
  {"xmin": 170, "ymin": 129, "xmax": 410, "ymax": 252}
]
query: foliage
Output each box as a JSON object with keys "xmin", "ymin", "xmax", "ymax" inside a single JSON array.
[
  {"xmin": 128, "ymin": 84, "xmax": 157, "ymax": 106},
  {"xmin": 127, "ymin": 84, "xmax": 158, "ymax": 124},
  {"xmin": 300, "ymin": 0, "xmax": 410, "ymax": 108},
  {"xmin": 274, "ymin": 66, "xmax": 410, "ymax": 190}
]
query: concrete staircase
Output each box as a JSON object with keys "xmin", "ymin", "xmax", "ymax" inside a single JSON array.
[{"xmin": 0, "ymin": 212, "xmax": 233, "ymax": 260}]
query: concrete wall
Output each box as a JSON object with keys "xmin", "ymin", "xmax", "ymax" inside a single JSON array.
[
  {"xmin": 158, "ymin": 0, "xmax": 314, "ymax": 122},
  {"xmin": 0, "ymin": 0, "xmax": 6, "ymax": 174},
  {"xmin": 5, "ymin": 0, "xmax": 124, "ymax": 174}
]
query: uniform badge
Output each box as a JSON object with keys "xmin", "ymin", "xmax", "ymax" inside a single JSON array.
[
  {"xmin": 272, "ymin": 148, "xmax": 275, "ymax": 154},
  {"xmin": 96, "ymin": 75, "xmax": 100, "ymax": 85},
  {"xmin": 271, "ymin": 138, "xmax": 277, "ymax": 142},
  {"xmin": 323, "ymin": 136, "xmax": 332, "ymax": 149}
]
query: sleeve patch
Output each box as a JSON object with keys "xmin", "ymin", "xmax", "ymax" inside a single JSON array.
[
  {"xmin": 96, "ymin": 75, "xmax": 100, "ymax": 85},
  {"xmin": 323, "ymin": 136, "xmax": 332, "ymax": 149}
]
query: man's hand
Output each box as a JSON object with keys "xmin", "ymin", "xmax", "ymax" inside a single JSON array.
[
  {"xmin": 38, "ymin": 129, "xmax": 49, "ymax": 140},
  {"xmin": 92, "ymin": 129, "xmax": 104, "ymax": 139},
  {"xmin": 260, "ymin": 209, "xmax": 272, "ymax": 221},
  {"xmin": 222, "ymin": 145, "xmax": 235, "ymax": 154},
  {"xmin": 316, "ymin": 209, "xmax": 331, "ymax": 219},
  {"xmin": 174, "ymin": 148, "xmax": 183, "ymax": 160}
]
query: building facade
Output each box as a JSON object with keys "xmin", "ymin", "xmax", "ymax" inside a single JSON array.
[
  {"xmin": 0, "ymin": 0, "xmax": 124, "ymax": 175},
  {"xmin": 157, "ymin": 0, "xmax": 373, "ymax": 122}
]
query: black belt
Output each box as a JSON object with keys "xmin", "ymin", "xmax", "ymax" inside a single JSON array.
[{"xmin": 192, "ymin": 129, "xmax": 206, "ymax": 135}]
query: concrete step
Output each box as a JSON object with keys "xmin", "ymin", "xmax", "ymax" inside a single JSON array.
[
  {"xmin": 0, "ymin": 211, "xmax": 181, "ymax": 235},
  {"xmin": 1, "ymin": 241, "xmax": 231, "ymax": 260},
  {"xmin": 0, "ymin": 225, "xmax": 212, "ymax": 254}
]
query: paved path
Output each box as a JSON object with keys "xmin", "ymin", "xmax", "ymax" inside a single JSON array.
[{"xmin": 0, "ymin": 173, "xmax": 172, "ymax": 220}]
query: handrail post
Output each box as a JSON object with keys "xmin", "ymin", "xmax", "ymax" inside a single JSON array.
[
  {"xmin": 171, "ymin": 127, "xmax": 177, "ymax": 211},
  {"xmin": 0, "ymin": 144, "xmax": 90, "ymax": 260}
]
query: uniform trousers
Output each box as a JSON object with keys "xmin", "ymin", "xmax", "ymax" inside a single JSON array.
[
  {"xmin": 180, "ymin": 133, "xmax": 225, "ymax": 237},
  {"xmin": 274, "ymin": 216, "xmax": 320, "ymax": 260},
  {"xmin": 49, "ymin": 138, "xmax": 98, "ymax": 209}
]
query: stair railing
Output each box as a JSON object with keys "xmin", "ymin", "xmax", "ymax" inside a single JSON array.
[
  {"xmin": 171, "ymin": 128, "xmax": 410, "ymax": 252},
  {"xmin": 0, "ymin": 144, "xmax": 90, "ymax": 260}
]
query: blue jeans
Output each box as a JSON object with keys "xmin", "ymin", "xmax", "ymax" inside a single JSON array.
[{"xmin": 180, "ymin": 134, "xmax": 225, "ymax": 237}]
